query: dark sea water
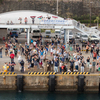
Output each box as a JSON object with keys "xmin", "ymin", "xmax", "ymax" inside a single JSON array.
[{"xmin": 0, "ymin": 91, "xmax": 100, "ymax": 100}]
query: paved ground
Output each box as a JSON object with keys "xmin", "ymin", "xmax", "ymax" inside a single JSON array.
[
  {"xmin": 0, "ymin": 48, "xmax": 91, "ymax": 74},
  {"xmin": 0, "ymin": 33, "xmax": 97, "ymax": 74}
]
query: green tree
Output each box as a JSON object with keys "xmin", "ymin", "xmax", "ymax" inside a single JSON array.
[
  {"xmin": 94, "ymin": 16, "xmax": 100, "ymax": 28},
  {"xmin": 66, "ymin": 8, "xmax": 73, "ymax": 18}
]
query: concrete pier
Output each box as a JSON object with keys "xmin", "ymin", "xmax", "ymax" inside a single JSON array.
[{"xmin": 0, "ymin": 73, "xmax": 99, "ymax": 92}]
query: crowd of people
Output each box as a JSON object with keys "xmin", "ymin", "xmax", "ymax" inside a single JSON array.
[{"xmin": 0, "ymin": 35, "xmax": 100, "ymax": 73}]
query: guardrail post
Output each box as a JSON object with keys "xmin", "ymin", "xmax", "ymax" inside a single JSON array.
[
  {"xmin": 48, "ymin": 75, "xmax": 56, "ymax": 92},
  {"xmin": 17, "ymin": 75, "xmax": 24, "ymax": 92}
]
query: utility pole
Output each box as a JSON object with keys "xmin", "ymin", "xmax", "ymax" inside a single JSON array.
[
  {"xmin": 57, "ymin": 0, "xmax": 58, "ymax": 15},
  {"xmin": 90, "ymin": 2, "xmax": 93, "ymax": 27}
]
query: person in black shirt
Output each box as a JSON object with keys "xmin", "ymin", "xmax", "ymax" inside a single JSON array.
[
  {"xmin": 70, "ymin": 60, "xmax": 74, "ymax": 72},
  {"xmin": 76, "ymin": 43, "xmax": 79, "ymax": 51},
  {"xmin": 10, "ymin": 61, "xmax": 16, "ymax": 72},
  {"xmin": 31, "ymin": 56, "xmax": 34, "ymax": 68},
  {"xmin": 90, "ymin": 45, "xmax": 93, "ymax": 58},
  {"xmin": 52, "ymin": 39, "xmax": 54, "ymax": 45},
  {"xmin": 51, "ymin": 59, "xmax": 54, "ymax": 71},
  {"xmin": 82, "ymin": 42, "xmax": 85, "ymax": 50},
  {"xmin": 27, "ymin": 55, "xmax": 32, "ymax": 63},
  {"xmin": 58, "ymin": 39, "xmax": 60, "ymax": 45},
  {"xmin": 14, "ymin": 48, "xmax": 17, "ymax": 57},
  {"xmin": 25, "ymin": 49, "xmax": 29, "ymax": 60},
  {"xmin": 47, "ymin": 60, "xmax": 51, "ymax": 71},
  {"xmin": 21, "ymin": 46, "xmax": 24, "ymax": 55},
  {"xmin": 15, "ymin": 38, "xmax": 18, "ymax": 44},
  {"xmin": 96, "ymin": 47, "xmax": 99, "ymax": 56},
  {"xmin": 20, "ymin": 60, "xmax": 24, "ymax": 73},
  {"xmin": 86, "ymin": 57, "xmax": 90, "ymax": 68}
]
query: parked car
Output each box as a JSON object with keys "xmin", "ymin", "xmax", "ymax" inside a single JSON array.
[
  {"xmin": 12, "ymin": 28, "xmax": 21, "ymax": 34},
  {"xmin": 55, "ymin": 30, "xmax": 64, "ymax": 38},
  {"xmin": 80, "ymin": 34, "xmax": 88, "ymax": 43},
  {"xmin": 88, "ymin": 35, "xmax": 99, "ymax": 43},
  {"xmin": 10, "ymin": 31, "xmax": 18, "ymax": 38},
  {"xmin": 76, "ymin": 32, "xmax": 81, "ymax": 39},
  {"xmin": 31, "ymin": 29, "xmax": 41, "ymax": 38},
  {"xmin": 20, "ymin": 28, "xmax": 24, "ymax": 33}
]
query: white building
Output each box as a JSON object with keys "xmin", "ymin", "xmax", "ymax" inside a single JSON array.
[{"xmin": 0, "ymin": 10, "xmax": 63, "ymax": 24}]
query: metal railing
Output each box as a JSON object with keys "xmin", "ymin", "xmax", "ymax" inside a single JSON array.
[
  {"xmin": 0, "ymin": 18, "xmax": 100, "ymax": 37},
  {"xmin": 72, "ymin": 19, "xmax": 100, "ymax": 36}
]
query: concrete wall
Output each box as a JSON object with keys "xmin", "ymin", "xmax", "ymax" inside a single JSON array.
[
  {"xmin": 0, "ymin": 75, "xmax": 99, "ymax": 92},
  {"xmin": 56, "ymin": 76, "xmax": 77, "ymax": 91},
  {"xmin": 24, "ymin": 76, "xmax": 48, "ymax": 91},
  {"xmin": 84, "ymin": 76, "xmax": 99, "ymax": 92},
  {"xmin": 0, "ymin": 76, "xmax": 16, "ymax": 90}
]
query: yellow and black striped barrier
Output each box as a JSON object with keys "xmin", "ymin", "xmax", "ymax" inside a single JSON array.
[
  {"xmin": 62, "ymin": 72, "xmax": 90, "ymax": 75},
  {"xmin": 28, "ymin": 72, "xmax": 57, "ymax": 75},
  {"xmin": 28, "ymin": 72, "xmax": 89, "ymax": 75},
  {"xmin": 0, "ymin": 72, "xmax": 16, "ymax": 75}
]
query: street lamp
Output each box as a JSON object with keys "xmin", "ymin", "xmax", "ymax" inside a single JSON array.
[
  {"xmin": 90, "ymin": 2, "xmax": 93, "ymax": 27},
  {"xmin": 57, "ymin": 0, "xmax": 58, "ymax": 15}
]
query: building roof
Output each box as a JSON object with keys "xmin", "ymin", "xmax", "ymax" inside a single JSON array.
[{"xmin": 0, "ymin": 10, "xmax": 63, "ymax": 24}]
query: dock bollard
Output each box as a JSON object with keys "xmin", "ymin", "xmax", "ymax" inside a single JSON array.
[
  {"xmin": 77, "ymin": 75, "xmax": 85, "ymax": 92},
  {"xmin": 17, "ymin": 75, "xmax": 24, "ymax": 92},
  {"xmin": 99, "ymin": 78, "xmax": 100, "ymax": 93},
  {"xmin": 48, "ymin": 75, "xmax": 56, "ymax": 92}
]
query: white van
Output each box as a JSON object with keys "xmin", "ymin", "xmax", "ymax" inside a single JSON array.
[
  {"xmin": 55, "ymin": 30, "xmax": 64, "ymax": 38},
  {"xmin": 69, "ymin": 31, "xmax": 74, "ymax": 39},
  {"xmin": 55, "ymin": 30, "xmax": 60, "ymax": 34},
  {"xmin": 31, "ymin": 29, "xmax": 41, "ymax": 38},
  {"xmin": 45, "ymin": 30, "xmax": 51, "ymax": 38},
  {"xmin": 55, "ymin": 30, "xmax": 60, "ymax": 38}
]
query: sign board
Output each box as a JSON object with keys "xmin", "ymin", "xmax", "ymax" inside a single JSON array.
[
  {"xmin": 38, "ymin": 25, "xmax": 55, "ymax": 29},
  {"xmin": 40, "ymin": 20, "xmax": 73, "ymax": 25}
]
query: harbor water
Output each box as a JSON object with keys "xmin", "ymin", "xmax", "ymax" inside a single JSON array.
[{"xmin": 0, "ymin": 91, "xmax": 100, "ymax": 100}]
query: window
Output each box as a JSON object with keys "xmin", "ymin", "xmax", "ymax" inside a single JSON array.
[
  {"xmin": 55, "ymin": 31, "xmax": 60, "ymax": 33},
  {"xmin": 82, "ymin": 35, "xmax": 88, "ymax": 37},
  {"xmin": 91, "ymin": 36, "xmax": 97, "ymax": 38},
  {"xmin": 69, "ymin": 32, "xmax": 73, "ymax": 35},
  {"xmin": 46, "ymin": 31, "xmax": 51, "ymax": 34},
  {"xmin": 33, "ymin": 30, "xmax": 40, "ymax": 33},
  {"xmin": 12, "ymin": 32, "xmax": 17, "ymax": 34}
]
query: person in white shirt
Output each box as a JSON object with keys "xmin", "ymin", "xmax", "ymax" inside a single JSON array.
[
  {"xmin": 59, "ymin": 61, "xmax": 63, "ymax": 72},
  {"xmin": 54, "ymin": 55, "xmax": 57, "ymax": 60},
  {"xmin": 18, "ymin": 54, "xmax": 22, "ymax": 63},
  {"xmin": 33, "ymin": 41, "xmax": 36, "ymax": 47},
  {"xmin": 43, "ymin": 48, "xmax": 47, "ymax": 58},
  {"xmin": 50, "ymin": 48, "xmax": 53, "ymax": 56},
  {"xmin": 9, "ymin": 47, "xmax": 14, "ymax": 55},
  {"xmin": 53, "ymin": 48, "xmax": 56, "ymax": 55},
  {"xmin": 75, "ymin": 59, "xmax": 79, "ymax": 71},
  {"xmin": 89, "ymin": 62, "xmax": 92, "ymax": 73},
  {"xmin": 17, "ymin": 54, "xmax": 22, "ymax": 71},
  {"xmin": 73, "ymin": 51, "xmax": 77, "ymax": 59},
  {"xmin": 57, "ymin": 49, "xmax": 59, "ymax": 54}
]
